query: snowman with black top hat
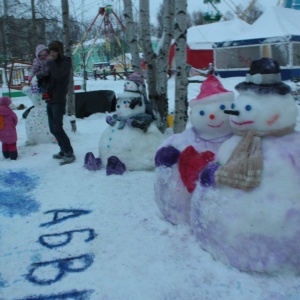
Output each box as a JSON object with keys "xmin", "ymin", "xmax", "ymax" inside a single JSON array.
[{"xmin": 191, "ymin": 58, "xmax": 300, "ymax": 274}]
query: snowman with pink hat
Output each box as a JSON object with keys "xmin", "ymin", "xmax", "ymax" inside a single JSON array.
[{"xmin": 154, "ymin": 74, "xmax": 234, "ymax": 225}]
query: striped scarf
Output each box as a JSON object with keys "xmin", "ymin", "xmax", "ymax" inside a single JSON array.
[{"xmin": 215, "ymin": 125, "xmax": 295, "ymax": 191}]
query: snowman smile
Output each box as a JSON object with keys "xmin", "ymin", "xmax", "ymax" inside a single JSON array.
[
  {"xmin": 207, "ymin": 121, "xmax": 224, "ymax": 128},
  {"xmin": 231, "ymin": 120, "xmax": 254, "ymax": 126}
]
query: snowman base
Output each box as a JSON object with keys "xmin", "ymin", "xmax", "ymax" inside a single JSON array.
[{"xmin": 190, "ymin": 134, "xmax": 300, "ymax": 274}]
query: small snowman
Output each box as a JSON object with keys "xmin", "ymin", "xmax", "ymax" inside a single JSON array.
[
  {"xmin": 22, "ymin": 76, "xmax": 54, "ymax": 145},
  {"xmin": 154, "ymin": 75, "xmax": 234, "ymax": 224},
  {"xmin": 97, "ymin": 72, "xmax": 164, "ymax": 174},
  {"xmin": 191, "ymin": 58, "xmax": 300, "ymax": 274}
]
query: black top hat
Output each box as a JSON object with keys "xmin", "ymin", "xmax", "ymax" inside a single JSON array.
[{"xmin": 235, "ymin": 58, "xmax": 291, "ymax": 95}]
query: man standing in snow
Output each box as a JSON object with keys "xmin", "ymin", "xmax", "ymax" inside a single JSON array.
[{"xmin": 46, "ymin": 40, "xmax": 75, "ymax": 165}]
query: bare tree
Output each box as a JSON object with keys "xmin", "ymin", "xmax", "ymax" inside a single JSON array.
[
  {"xmin": 61, "ymin": 0, "xmax": 76, "ymax": 131},
  {"xmin": 140, "ymin": 0, "xmax": 174, "ymax": 133},
  {"xmin": 123, "ymin": 0, "xmax": 141, "ymax": 73},
  {"xmin": 173, "ymin": 0, "xmax": 188, "ymax": 133},
  {"xmin": 188, "ymin": 10, "xmax": 205, "ymax": 27},
  {"xmin": 31, "ymin": 0, "xmax": 38, "ymax": 55}
]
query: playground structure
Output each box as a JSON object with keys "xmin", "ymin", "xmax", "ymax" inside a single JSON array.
[
  {"xmin": 0, "ymin": 61, "xmax": 32, "ymax": 97},
  {"xmin": 72, "ymin": 4, "xmax": 128, "ymax": 76},
  {"xmin": 7, "ymin": 61, "xmax": 31, "ymax": 90}
]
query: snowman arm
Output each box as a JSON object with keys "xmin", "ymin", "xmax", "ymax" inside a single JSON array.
[
  {"xmin": 155, "ymin": 146, "xmax": 181, "ymax": 167},
  {"xmin": 129, "ymin": 114, "xmax": 154, "ymax": 132},
  {"xmin": 131, "ymin": 119, "xmax": 152, "ymax": 132},
  {"xmin": 199, "ymin": 162, "xmax": 220, "ymax": 187}
]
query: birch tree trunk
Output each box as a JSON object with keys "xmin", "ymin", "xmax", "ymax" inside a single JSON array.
[
  {"xmin": 123, "ymin": 0, "xmax": 141, "ymax": 73},
  {"xmin": 140, "ymin": 0, "xmax": 174, "ymax": 133},
  {"xmin": 31, "ymin": 0, "xmax": 37, "ymax": 56},
  {"xmin": 173, "ymin": 0, "xmax": 188, "ymax": 133},
  {"xmin": 61, "ymin": 0, "xmax": 76, "ymax": 131}
]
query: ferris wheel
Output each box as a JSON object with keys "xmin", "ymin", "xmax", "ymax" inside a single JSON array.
[
  {"xmin": 204, "ymin": 0, "xmax": 258, "ymax": 23},
  {"xmin": 204, "ymin": 0, "xmax": 227, "ymax": 22},
  {"xmin": 73, "ymin": 4, "xmax": 126, "ymax": 65}
]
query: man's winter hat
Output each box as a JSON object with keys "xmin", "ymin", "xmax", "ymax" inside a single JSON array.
[
  {"xmin": 189, "ymin": 74, "xmax": 234, "ymax": 106},
  {"xmin": 235, "ymin": 57, "xmax": 291, "ymax": 95},
  {"xmin": 0, "ymin": 96, "xmax": 12, "ymax": 107},
  {"xmin": 48, "ymin": 40, "xmax": 64, "ymax": 57},
  {"xmin": 35, "ymin": 44, "xmax": 48, "ymax": 58}
]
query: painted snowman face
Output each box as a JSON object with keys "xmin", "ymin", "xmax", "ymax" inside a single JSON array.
[
  {"xmin": 124, "ymin": 80, "xmax": 140, "ymax": 92},
  {"xmin": 116, "ymin": 93, "xmax": 145, "ymax": 118},
  {"xmin": 228, "ymin": 92, "xmax": 298, "ymax": 132},
  {"xmin": 189, "ymin": 97, "xmax": 233, "ymax": 138}
]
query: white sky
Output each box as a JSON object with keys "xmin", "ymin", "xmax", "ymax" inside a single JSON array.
[{"xmin": 68, "ymin": 0, "xmax": 282, "ymax": 24}]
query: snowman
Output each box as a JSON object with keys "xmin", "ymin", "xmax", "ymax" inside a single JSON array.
[
  {"xmin": 97, "ymin": 72, "xmax": 164, "ymax": 174},
  {"xmin": 191, "ymin": 58, "xmax": 300, "ymax": 274},
  {"xmin": 22, "ymin": 76, "xmax": 54, "ymax": 145},
  {"xmin": 154, "ymin": 75, "xmax": 234, "ymax": 224}
]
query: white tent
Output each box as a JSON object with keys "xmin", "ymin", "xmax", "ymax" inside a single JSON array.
[
  {"xmin": 169, "ymin": 19, "xmax": 250, "ymax": 69},
  {"xmin": 187, "ymin": 19, "xmax": 251, "ymax": 50},
  {"xmin": 213, "ymin": 7, "xmax": 300, "ymax": 80}
]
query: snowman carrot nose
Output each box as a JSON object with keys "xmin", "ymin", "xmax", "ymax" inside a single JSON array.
[{"xmin": 224, "ymin": 109, "xmax": 240, "ymax": 116}]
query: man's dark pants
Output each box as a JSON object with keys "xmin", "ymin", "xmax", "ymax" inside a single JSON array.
[{"xmin": 47, "ymin": 102, "xmax": 73, "ymax": 155}]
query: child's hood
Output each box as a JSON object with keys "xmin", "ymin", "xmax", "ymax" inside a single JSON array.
[
  {"xmin": 0, "ymin": 105, "xmax": 13, "ymax": 117},
  {"xmin": 35, "ymin": 44, "xmax": 48, "ymax": 58}
]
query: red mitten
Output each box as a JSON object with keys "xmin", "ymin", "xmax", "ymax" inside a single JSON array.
[{"xmin": 178, "ymin": 146, "xmax": 215, "ymax": 193}]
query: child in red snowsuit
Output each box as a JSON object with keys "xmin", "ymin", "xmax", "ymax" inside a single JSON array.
[{"xmin": 0, "ymin": 96, "xmax": 18, "ymax": 160}]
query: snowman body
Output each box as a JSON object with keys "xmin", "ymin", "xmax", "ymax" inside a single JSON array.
[
  {"xmin": 154, "ymin": 75, "xmax": 234, "ymax": 225},
  {"xmin": 99, "ymin": 85, "xmax": 163, "ymax": 171},
  {"xmin": 191, "ymin": 90, "xmax": 300, "ymax": 273},
  {"xmin": 22, "ymin": 77, "xmax": 53, "ymax": 145}
]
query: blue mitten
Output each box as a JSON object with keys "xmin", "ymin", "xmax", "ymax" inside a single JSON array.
[
  {"xmin": 155, "ymin": 146, "xmax": 180, "ymax": 167},
  {"xmin": 200, "ymin": 162, "xmax": 220, "ymax": 187}
]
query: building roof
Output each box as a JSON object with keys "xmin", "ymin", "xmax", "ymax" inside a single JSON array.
[
  {"xmin": 187, "ymin": 19, "xmax": 250, "ymax": 50},
  {"xmin": 214, "ymin": 7, "xmax": 300, "ymax": 47}
]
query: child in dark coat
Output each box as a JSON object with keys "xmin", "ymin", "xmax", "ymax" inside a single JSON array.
[{"xmin": 0, "ymin": 96, "xmax": 18, "ymax": 160}]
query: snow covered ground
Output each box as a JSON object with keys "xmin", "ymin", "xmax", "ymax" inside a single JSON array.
[{"xmin": 0, "ymin": 75, "xmax": 300, "ymax": 300}]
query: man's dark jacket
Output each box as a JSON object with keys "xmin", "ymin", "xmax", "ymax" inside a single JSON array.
[{"xmin": 47, "ymin": 56, "xmax": 71, "ymax": 104}]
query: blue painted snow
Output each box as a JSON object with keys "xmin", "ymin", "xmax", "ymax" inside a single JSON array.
[
  {"xmin": 0, "ymin": 274, "xmax": 7, "ymax": 288},
  {"xmin": 0, "ymin": 170, "xmax": 40, "ymax": 217}
]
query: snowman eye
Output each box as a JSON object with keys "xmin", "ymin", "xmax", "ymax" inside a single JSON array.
[
  {"xmin": 220, "ymin": 104, "xmax": 225, "ymax": 110},
  {"xmin": 245, "ymin": 105, "xmax": 252, "ymax": 111},
  {"xmin": 199, "ymin": 110, "xmax": 205, "ymax": 116},
  {"xmin": 231, "ymin": 104, "xmax": 235, "ymax": 109}
]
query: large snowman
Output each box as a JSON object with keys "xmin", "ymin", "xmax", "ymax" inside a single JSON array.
[
  {"xmin": 154, "ymin": 75, "xmax": 234, "ymax": 224},
  {"xmin": 22, "ymin": 76, "xmax": 54, "ymax": 145},
  {"xmin": 191, "ymin": 58, "xmax": 300, "ymax": 274},
  {"xmin": 98, "ymin": 72, "xmax": 164, "ymax": 174}
]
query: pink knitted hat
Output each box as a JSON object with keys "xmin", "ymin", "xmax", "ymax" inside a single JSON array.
[
  {"xmin": 189, "ymin": 75, "xmax": 234, "ymax": 106},
  {"xmin": 0, "ymin": 96, "xmax": 12, "ymax": 107},
  {"xmin": 127, "ymin": 72, "xmax": 143, "ymax": 85}
]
